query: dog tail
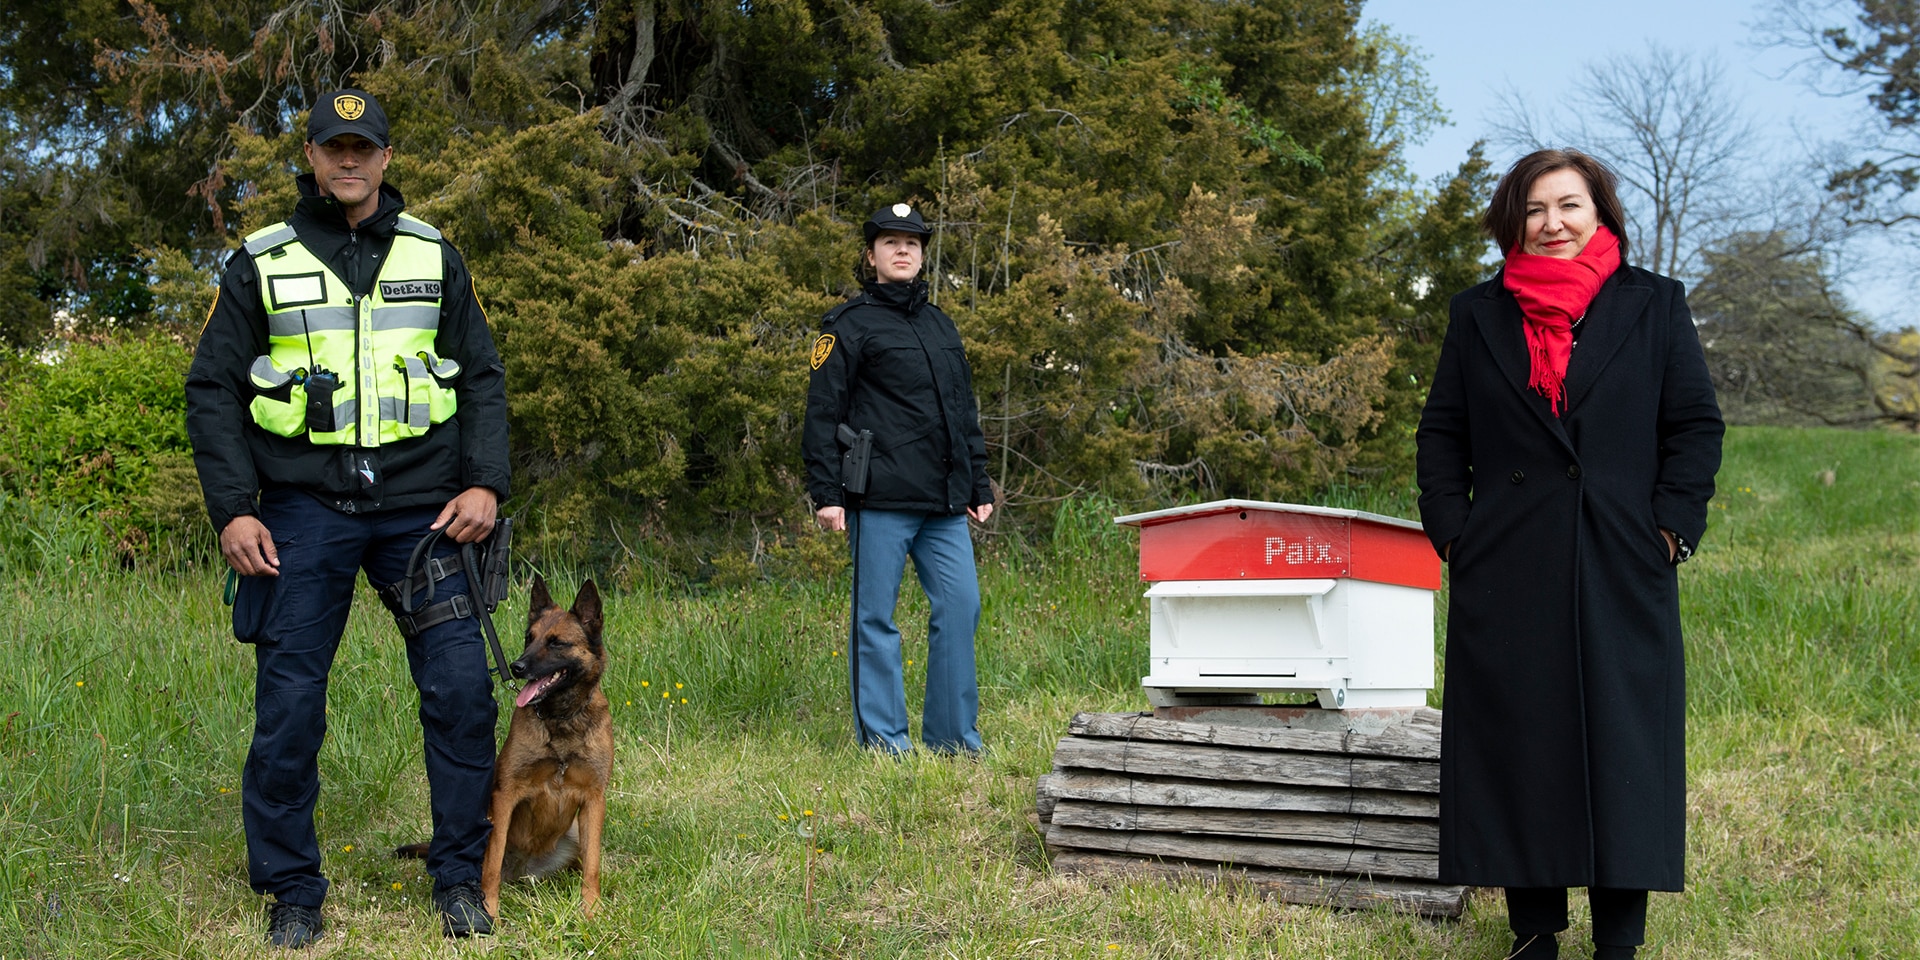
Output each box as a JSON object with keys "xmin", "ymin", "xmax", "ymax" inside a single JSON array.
[{"xmin": 393, "ymin": 842, "xmax": 431, "ymax": 860}]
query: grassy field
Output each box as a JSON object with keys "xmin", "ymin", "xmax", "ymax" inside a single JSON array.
[{"xmin": 1, "ymin": 425, "xmax": 1917, "ymax": 958}]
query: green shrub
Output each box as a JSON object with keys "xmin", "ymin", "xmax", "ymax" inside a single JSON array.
[{"xmin": 0, "ymin": 331, "xmax": 202, "ymax": 560}]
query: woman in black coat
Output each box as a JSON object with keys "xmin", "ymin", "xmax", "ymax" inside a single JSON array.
[
  {"xmin": 1415, "ymin": 150, "xmax": 1723, "ymax": 960},
  {"xmin": 803, "ymin": 203, "xmax": 995, "ymax": 755}
]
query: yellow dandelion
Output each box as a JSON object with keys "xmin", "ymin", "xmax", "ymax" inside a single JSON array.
[
  {"xmin": 675, "ymin": 682, "xmax": 683, "ymax": 690},
  {"xmin": 815, "ymin": 847, "xmax": 824, "ymax": 853},
  {"xmin": 906, "ymin": 659, "xmax": 914, "ymax": 667},
  {"xmin": 642, "ymin": 680, "xmax": 650, "ymax": 687},
  {"xmin": 803, "ymin": 809, "xmax": 814, "ymax": 817},
  {"xmin": 679, "ymin": 698, "xmax": 687, "ymax": 704},
  {"xmin": 778, "ymin": 814, "xmax": 789, "ymax": 821},
  {"xmin": 392, "ymin": 882, "xmax": 403, "ymax": 891},
  {"xmin": 341, "ymin": 844, "xmax": 354, "ymax": 853},
  {"xmin": 663, "ymin": 692, "xmax": 670, "ymax": 699},
  {"xmin": 75, "ymin": 681, "xmax": 85, "ymax": 687},
  {"xmin": 625, "ymin": 700, "xmax": 632, "ymax": 706},
  {"xmin": 831, "ymin": 650, "xmax": 840, "ymax": 657},
  {"xmin": 1107, "ymin": 946, "xmax": 1120, "ymax": 952},
  {"xmin": 218, "ymin": 787, "xmax": 231, "ymax": 794},
  {"xmin": 737, "ymin": 833, "xmax": 749, "ymax": 839}
]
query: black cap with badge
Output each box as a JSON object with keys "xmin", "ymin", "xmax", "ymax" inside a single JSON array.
[
  {"xmin": 862, "ymin": 203, "xmax": 931, "ymax": 244},
  {"xmin": 308, "ymin": 89, "xmax": 390, "ymax": 148}
]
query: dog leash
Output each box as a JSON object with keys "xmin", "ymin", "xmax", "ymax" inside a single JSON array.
[{"xmin": 380, "ymin": 519, "xmax": 519, "ymax": 693}]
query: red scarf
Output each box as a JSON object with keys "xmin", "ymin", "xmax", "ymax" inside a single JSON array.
[{"xmin": 1501, "ymin": 225, "xmax": 1621, "ymax": 415}]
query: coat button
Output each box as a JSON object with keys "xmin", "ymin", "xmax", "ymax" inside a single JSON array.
[
  {"xmin": 1510, "ymin": 470, "xmax": 1525, "ymax": 484},
  {"xmin": 1566, "ymin": 464, "xmax": 1582, "ymax": 480}
]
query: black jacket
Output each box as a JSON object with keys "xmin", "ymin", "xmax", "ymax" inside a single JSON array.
[
  {"xmin": 1416, "ymin": 264, "xmax": 1722, "ymax": 890},
  {"xmin": 185, "ymin": 176, "xmax": 511, "ymax": 531},
  {"xmin": 803, "ymin": 280, "xmax": 992, "ymax": 513}
]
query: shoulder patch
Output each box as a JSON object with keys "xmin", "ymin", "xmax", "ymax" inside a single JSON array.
[{"xmin": 810, "ymin": 334, "xmax": 836, "ymax": 370}]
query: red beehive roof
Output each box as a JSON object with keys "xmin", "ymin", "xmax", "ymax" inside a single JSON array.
[{"xmin": 1114, "ymin": 499, "xmax": 1439, "ymax": 591}]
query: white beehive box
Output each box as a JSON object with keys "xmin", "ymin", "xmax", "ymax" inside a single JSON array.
[{"xmin": 1115, "ymin": 499, "xmax": 1440, "ymax": 710}]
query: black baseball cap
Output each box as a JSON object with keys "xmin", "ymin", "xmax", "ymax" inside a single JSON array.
[
  {"xmin": 308, "ymin": 89, "xmax": 390, "ymax": 148},
  {"xmin": 863, "ymin": 203, "xmax": 931, "ymax": 244}
]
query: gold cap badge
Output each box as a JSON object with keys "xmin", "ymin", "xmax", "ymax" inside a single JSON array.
[{"xmin": 334, "ymin": 95, "xmax": 366, "ymax": 121}]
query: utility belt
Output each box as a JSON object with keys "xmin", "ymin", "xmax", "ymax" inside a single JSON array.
[{"xmin": 376, "ymin": 517, "xmax": 517, "ymax": 689}]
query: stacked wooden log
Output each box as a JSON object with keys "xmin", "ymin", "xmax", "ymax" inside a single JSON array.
[{"xmin": 1037, "ymin": 706, "xmax": 1466, "ymax": 917}]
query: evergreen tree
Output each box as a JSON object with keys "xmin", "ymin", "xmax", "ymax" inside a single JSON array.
[{"xmin": 0, "ymin": 0, "xmax": 1491, "ymax": 570}]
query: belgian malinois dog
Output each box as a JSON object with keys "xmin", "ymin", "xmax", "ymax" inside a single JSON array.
[{"xmin": 481, "ymin": 575, "xmax": 613, "ymax": 919}]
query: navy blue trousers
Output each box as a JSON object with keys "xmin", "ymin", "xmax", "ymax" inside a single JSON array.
[{"xmin": 234, "ymin": 489, "xmax": 496, "ymax": 906}]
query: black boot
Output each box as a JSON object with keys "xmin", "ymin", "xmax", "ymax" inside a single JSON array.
[
  {"xmin": 1589, "ymin": 887, "xmax": 1648, "ymax": 960},
  {"xmin": 433, "ymin": 879, "xmax": 494, "ymax": 938},
  {"xmin": 1505, "ymin": 886, "xmax": 1568, "ymax": 959},
  {"xmin": 1507, "ymin": 932, "xmax": 1558, "ymax": 959},
  {"xmin": 265, "ymin": 901, "xmax": 324, "ymax": 948}
]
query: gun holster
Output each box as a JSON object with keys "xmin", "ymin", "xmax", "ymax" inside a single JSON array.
[{"xmin": 837, "ymin": 424, "xmax": 873, "ymax": 496}]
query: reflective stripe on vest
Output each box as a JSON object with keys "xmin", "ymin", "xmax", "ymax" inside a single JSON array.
[{"xmin": 242, "ymin": 213, "xmax": 460, "ymax": 445}]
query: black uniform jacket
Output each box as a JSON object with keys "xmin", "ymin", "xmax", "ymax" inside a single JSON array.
[
  {"xmin": 803, "ymin": 279, "xmax": 993, "ymax": 514},
  {"xmin": 186, "ymin": 176, "xmax": 511, "ymax": 532},
  {"xmin": 1415, "ymin": 264, "xmax": 1723, "ymax": 891}
]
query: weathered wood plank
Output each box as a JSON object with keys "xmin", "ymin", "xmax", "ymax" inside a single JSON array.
[
  {"xmin": 1051, "ymin": 736, "xmax": 1440, "ymax": 793},
  {"xmin": 1035, "ymin": 772, "xmax": 1063, "ymax": 823},
  {"xmin": 1051, "ymin": 799, "xmax": 1438, "ymax": 852},
  {"xmin": 1048, "ymin": 849, "xmax": 1467, "ymax": 918},
  {"xmin": 1070, "ymin": 711, "xmax": 1442, "ymax": 761},
  {"xmin": 1039, "ymin": 769, "xmax": 1437, "ymax": 819},
  {"xmin": 1046, "ymin": 823, "xmax": 1440, "ymax": 880}
]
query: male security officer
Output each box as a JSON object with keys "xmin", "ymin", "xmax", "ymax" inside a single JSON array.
[{"xmin": 186, "ymin": 89, "xmax": 508, "ymax": 946}]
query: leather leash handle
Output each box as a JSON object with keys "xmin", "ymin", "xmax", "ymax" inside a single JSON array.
[{"xmin": 461, "ymin": 540, "xmax": 519, "ymax": 692}]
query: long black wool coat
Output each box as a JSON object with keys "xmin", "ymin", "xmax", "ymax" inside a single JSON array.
[{"xmin": 1415, "ymin": 264, "xmax": 1723, "ymax": 891}]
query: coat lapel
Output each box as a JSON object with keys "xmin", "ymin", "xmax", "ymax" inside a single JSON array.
[
  {"xmin": 1563, "ymin": 270, "xmax": 1652, "ymax": 411},
  {"xmin": 1470, "ymin": 281, "xmax": 1575, "ymax": 455}
]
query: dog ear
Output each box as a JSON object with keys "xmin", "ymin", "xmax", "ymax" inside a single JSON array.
[
  {"xmin": 572, "ymin": 579, "xmax": 604, "ymax": 644},
  {"xmin": 529, "ymin": 573, "xmax": 555, "ymax": 622}
]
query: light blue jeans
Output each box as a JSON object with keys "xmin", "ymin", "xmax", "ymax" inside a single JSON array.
[{"xmin": 846, "ymin": 509, "xmax": 983, "ymax": 753}]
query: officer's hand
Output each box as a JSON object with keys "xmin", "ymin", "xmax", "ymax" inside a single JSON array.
[
  {"xmin": 220, "ymin": 515, "xmax": 280, "ymax": 577},
  {"xmin": 816, "ymin": 506, "xmax": 846, "ymax": 532},
  {"xmin": 967, "ymin": 503, "xmax": 993, "ymax": 524},
  {"xmin": 434, "ymin": 487, "xmax": 500, "ymax": 544},
  {"xmin": 1661, "ymin": 527, "xmax": 1677, "ymax": 563}
]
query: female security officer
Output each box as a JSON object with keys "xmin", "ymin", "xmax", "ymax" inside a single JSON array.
[{"xmin": 803, "ymin": 203, "xmax": 995, "ymax": 754}]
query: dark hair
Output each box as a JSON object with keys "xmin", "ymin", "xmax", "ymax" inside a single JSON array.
[{"xmin": 1482, "ymin": 149, "xmax": 1629, "ymax": 261}]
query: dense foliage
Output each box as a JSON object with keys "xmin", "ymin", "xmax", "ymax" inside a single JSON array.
[
  {"xmin": 0, "ymin": 0, "xmax": 1489, "ymax": 571},
  {"xmin": 0, "ymin": 333, "xmax": 201, "ymax": 562}
]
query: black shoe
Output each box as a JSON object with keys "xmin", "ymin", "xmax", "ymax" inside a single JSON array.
[
  {"xmin": 1508, "ymin": 932, "xmax": 1557, "ymax": 959},
  {"xmin": 434, "ymin": 879, "xmax": 493, "ymax": 938},
  {"xmin": 265, "ymin": 901, "xmax": 324, "ymax": 948}
]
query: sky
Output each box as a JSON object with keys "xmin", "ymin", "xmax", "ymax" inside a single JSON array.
[{"xmin": 1360, "ymin": 0, "xmax": 1910, "ymax": 322}]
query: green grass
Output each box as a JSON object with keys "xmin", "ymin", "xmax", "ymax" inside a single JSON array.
[{"xmin": 1, "ymin": 425, "xmax": 1917, "ymax": 957}]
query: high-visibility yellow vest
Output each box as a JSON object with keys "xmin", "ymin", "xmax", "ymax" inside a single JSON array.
[{"xmin": 241, "ymin": 214, "xmax": 460, "ymax": 446}]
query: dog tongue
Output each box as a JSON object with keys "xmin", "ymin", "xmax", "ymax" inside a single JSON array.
[{"xmin": 515, "ymin": 674, "xmax": 557, "ymax": 709}]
